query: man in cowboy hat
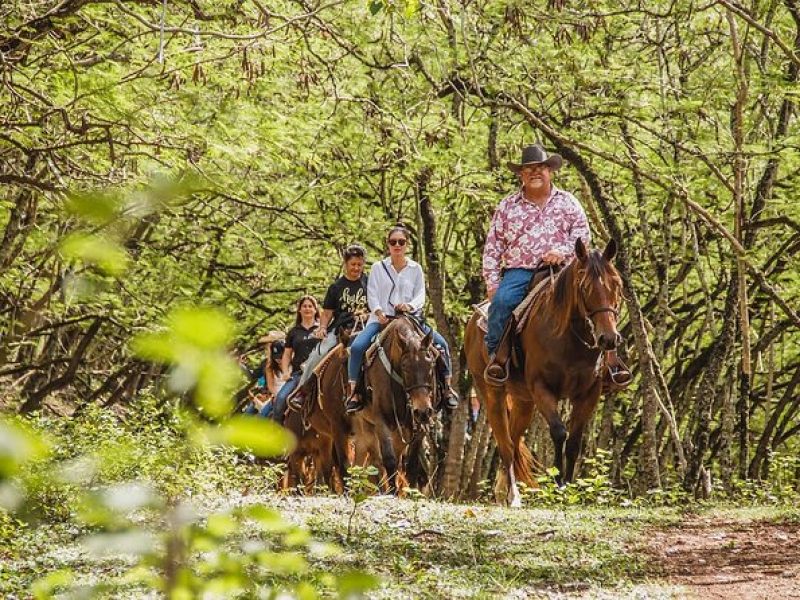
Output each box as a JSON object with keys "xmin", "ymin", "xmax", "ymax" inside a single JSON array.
[{"xmin": 482, "ymin": 144, "xmax": 585, "ymax": 383}]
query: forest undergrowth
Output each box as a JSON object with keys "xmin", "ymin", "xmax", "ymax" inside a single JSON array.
[{"xmin": 2, "ymin": 402, "xmax": 799, "ymax": 599}]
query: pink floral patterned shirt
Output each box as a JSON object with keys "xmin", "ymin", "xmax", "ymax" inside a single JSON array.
[{"xmin": 482, "ymin": 186, "xmax": 591, "ymax": 292}]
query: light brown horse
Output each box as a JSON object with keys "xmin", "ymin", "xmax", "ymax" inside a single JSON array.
[{"xmin": 464, "ymin": 238, "xmax": 623, "ymax": 507}]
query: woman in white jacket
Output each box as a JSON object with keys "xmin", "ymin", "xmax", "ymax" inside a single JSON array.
[{"xmin": 345, "ymin": 223, "xmax": 458, "ymax": 414}]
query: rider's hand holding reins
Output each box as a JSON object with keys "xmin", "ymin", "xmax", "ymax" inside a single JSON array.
[
  {"xmin": 376, "ymin": 309, "xmax": 389, "ymax": 325},
  {"xmin": 541, "ymin": 250, "xmax": 565, "ymax": 265}
]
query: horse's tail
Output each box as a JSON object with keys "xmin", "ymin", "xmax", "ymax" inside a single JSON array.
[{"xmin": 514, "ymin": 440, "xmax": 538, "ymax": 487}]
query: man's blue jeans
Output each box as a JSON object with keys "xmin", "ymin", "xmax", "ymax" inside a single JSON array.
[{"xmin": 486, "ymin": 268, "xmax": 535, "ymax": 355}]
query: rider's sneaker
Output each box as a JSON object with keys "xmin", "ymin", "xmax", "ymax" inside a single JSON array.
[
  {"xmin": 444, "ymin": 386, "xmax": 459, "ymax": 410},
  {"xmin": 344, "ymin": 394, "xmax": 365, "ymax": 415},
  {"xmin": 288, "ymin": 392, "xmax": 304, "ymax": 410}
]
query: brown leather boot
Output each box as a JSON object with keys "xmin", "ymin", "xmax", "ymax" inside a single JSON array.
[{"xmin": 484, "ymin": 321, "xmax": 514, "ymax": 386}]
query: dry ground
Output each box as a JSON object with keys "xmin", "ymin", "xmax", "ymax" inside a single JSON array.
[{"xmin": 645, "ymin": 514, "xmax": 800, "ymax": 599}]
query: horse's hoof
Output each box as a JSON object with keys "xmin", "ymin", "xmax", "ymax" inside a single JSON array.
[{"xmin": 509, "ymin": 496, "xmax": 522, "ymax": 509}]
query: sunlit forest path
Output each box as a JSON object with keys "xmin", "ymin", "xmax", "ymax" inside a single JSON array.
[{"xmin": 646, "ymin": 514, "xmax": 800, "ymax": 600}]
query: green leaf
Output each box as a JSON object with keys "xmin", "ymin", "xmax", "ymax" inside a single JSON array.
[
  {"xmin": 336, "ymin": 571, "xmax": 380, "ymax": 598},
  {"xmin": 368, "ymin": 0, "xmax": 383, "ymax": 15},
  {"xmin": 404, "ymin": 0, "xmax": 418, "ymax": 17},
  {"xmin": 168, "ymin": 307, "xmax": 236, "ymax": 350},
  {"xmin": 0, "ymin": 420, "xmax": 50, "ymax": 479},
  {"xmin": 255, "ymin": 551, "xmax": 308, "ymax": 574},
  {"xmin": 65, "ymin": 190, "xmax": 123, "ymax": 224},
  {"xmin": 207, "ymin": 415, "xmax": 296, "ymax": 457},
  {"xmin": 206, "ymin": 513, "xmax": 237, "ymax": 538},
  {"xmin": 60, "ymin": 233, "xmax": 129, "ymax": 276},
  {"xmin": 31, "ymin": 569, "xmax": 74, "ymax": 600}
]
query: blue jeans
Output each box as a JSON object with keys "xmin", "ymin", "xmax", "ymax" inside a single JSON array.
[
  {"xmin": 268, "ymin": 371, "xmax": 301, "ymax": 423},
  {"xmin": 428, "ymin": 327, "xmax": 451, "ymax": 378},
  {"xmin": 486, "ymin": 268, "xmax": 535, "ymax": 354},
  {"xmin": 347, "ymin": 321, "xmax": 452, "ymax": 381},
  {"xmin": 348, "ymin": 322, "xmax": 382, "ymax": 382}
]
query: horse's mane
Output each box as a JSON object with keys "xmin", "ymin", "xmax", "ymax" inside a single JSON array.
[
  {"xmin": 384, "ymin": 316, "xmax": 425, "ymax": 360},
  {"xmin": 531, "ymin": 251, "xmax": 621, "ymax": 337}
]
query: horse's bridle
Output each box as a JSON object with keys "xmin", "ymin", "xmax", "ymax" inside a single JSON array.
[{"xmin": 572, "ymin": 305, "xmax": 620, "ymax": 350}]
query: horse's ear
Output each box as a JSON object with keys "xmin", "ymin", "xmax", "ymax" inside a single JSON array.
[
  {"xmin": 602, "ymin": 238, "xmax": 617, "ymax": 262},
  {"xmin": 575, "ymin": 237, "xmax": 588, "ymax": 261},
  {"xmin": 421, "ymin": 329, "xmax": 433, "ymax": 348}
]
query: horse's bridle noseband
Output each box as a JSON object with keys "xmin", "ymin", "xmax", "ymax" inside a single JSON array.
[{"xmin": 573, "ymin": 306, "xmax": 620, "ymax": 350}]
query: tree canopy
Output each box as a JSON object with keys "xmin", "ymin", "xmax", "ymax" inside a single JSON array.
[{"xmin": 2, "ymin": 0, "xmax": 800, "ymax": 496}]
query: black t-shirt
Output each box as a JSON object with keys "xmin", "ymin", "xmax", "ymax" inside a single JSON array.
[
  {"xmin": 286, "ymin": 324, "xmax": 318, "ymax": 373},
  {"xmin": 322, "ymin": 275, "xmax": 368, "ymax": 331}
]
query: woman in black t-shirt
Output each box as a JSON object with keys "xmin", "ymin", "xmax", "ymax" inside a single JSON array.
[
  {"xmin": 293, "ymin": 245, "xmax": 369, "ymax": 395},
  {"xmin": 271, "ymin": 295, "xmax": 320, "ymax": 424}
]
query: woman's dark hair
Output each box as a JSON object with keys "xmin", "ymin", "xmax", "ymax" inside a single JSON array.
[
  {"xmin": 342, "ymin": 244, "xmax": 366, "ymax": 261},
  {"xmin": 294, "ymin": 294, "xmax": 320, "ymax": 327},
  {"xmin": 268, "ymin": 340, "xmax": 284, "ymax": 376},
  {"xmin": 386, "ymin": 222, "xmax": 411, "ymax": 244}
]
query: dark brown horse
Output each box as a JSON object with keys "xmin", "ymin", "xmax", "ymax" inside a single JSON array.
[
  {"xmin": 354, "ymin": 315, "xmax": 437, "ymax": 493},
  {"xmin": 283, "ymin": 407, "xmax": 336, "ymax": 492},
  {"xmin": 464, "ymin": 238, "xmax": 623, "ymax": 506},
  {"xmin": 292, "ymin": 341, "xmax": 353, "ymax": 489}
]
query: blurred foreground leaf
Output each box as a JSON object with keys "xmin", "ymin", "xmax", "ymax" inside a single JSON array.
[
  {"xmin": 207, "ymin": 415, "xmax": 295, "ymax": 457},
  {"xmin": 60, "ymin": 233, "xmax": 129, "ymax": 276}
]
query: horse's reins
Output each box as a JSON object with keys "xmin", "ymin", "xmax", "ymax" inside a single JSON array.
[{"xmin": 375, "ymin": 318, "xmax": 436, "ymax": 397}]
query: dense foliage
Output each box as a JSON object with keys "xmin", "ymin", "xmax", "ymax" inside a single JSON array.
[{"xmin": 2, "ymin": 0, "xmax": 799, "ymax": 500}]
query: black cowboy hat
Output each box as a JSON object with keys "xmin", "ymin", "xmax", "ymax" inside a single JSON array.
[{"xmin": 507, "ymin": 144, "xmax": 563, "ymax": 173}]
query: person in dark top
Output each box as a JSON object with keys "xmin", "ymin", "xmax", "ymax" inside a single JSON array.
[
  {"xmin": 271, "ymin": 295, "xmax": 320, "ymax": 424},
  {"xmin": 291, "ymin": 245, "xmax": 369, "ymax": 401}
]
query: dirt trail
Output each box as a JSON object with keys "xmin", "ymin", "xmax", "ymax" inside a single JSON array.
[{"xmin": 647, "ymin": 516, "xmax": 800, "ymax": 599}]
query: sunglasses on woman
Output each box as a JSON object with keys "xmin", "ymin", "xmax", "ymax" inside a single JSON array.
[{"xmin": 388, "ymin": 238, "xmax": 407, "ymax": 247}]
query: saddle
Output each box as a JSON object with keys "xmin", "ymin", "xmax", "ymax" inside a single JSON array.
[{"xmin": 474, "ymin": 274, "xmax": 553, "ymax": 336}]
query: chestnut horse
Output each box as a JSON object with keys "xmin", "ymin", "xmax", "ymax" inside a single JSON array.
[
  {"xmin": 464, "ymin": 238, "xmax": 623, "ymax": 507},
  {"xmin": 355, "ymin": 315, "xmax": 437, "ymax": 493}
]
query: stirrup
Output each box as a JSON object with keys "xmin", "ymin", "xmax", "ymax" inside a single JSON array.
[
  {"xmin": 601, "ymin": 364, "xmax": 632, "ymax": 394},
  {"xmin": 288, "ymin": 393, "xmax": 304, "ymax": 410}
]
